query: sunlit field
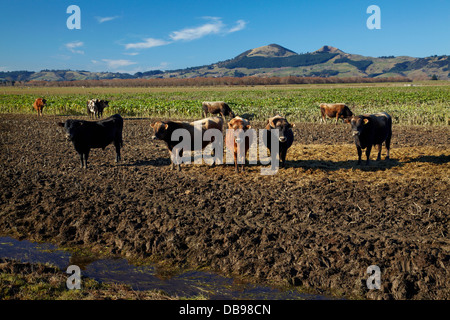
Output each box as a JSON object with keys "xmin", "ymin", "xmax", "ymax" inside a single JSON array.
[{"xmin": 1, "ymin": 81, "xmax": 449, "ymax": 125}]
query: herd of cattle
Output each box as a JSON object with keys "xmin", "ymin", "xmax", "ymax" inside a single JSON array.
[{"xmin": 33, "ymin": 98, "xmax": 393, "ymax": 171}]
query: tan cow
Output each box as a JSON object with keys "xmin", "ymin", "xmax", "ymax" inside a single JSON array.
[
  {"xmin": 226, "ymin": 117, "xmax": 252, "ymax": 173},
  {"xmin": 33, "ymin": 98, "xmax": 46, "ymax": 116},
  {"xmin": 202, "ymin": 101, "xmax": 235, "ymax": 120},
  {"xmin": 319, "ymin": 103, "xmax": 353, "ymax": 124}
]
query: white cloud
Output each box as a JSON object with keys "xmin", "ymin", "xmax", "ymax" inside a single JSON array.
[
  {"xmin": 228, "ymin": 20, "xmax": 247, "ymax": 33},
  {"xmin": 102, "ymin": 59, "xmax": 137, "ymax": 69},
  {"xmin": 65, "ymin": 41, "xmax": 84, "ymax": 54},
  {"xmin": 96, "ymin": 16, "xmax": 119, "ymax": 24},
  {"xmin": 169, "ymin": 17, "xmax": 224, "ymax": 41},
  {"xmin": 125, "ymin": 38, "xmax": 171, "ymax": 50},
  {"xmin": 122, "ymin": 17, "xmax": 247, "ymax": 51},
  {"xmin": 123, "ymin": 52, "xmax": 139, "ymax": 56}
]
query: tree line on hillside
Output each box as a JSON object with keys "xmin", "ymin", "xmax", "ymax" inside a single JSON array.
[{"xmin": 7, "ymin": 76, "xmax": 412, "ymax": 87}]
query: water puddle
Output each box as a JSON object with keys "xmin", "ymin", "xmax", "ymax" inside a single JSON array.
[{"xmin": 0, "ymin": 236, "xmax": 331, "ymax": 300}]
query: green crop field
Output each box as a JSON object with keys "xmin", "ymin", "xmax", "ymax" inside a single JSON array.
[{"xmin": 0, "ymin": 82, "xmax": 449, "ymax": 125}]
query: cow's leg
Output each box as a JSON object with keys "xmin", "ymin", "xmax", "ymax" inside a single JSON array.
[
  {"xmin": 176, "ymin": 148, "xmax": 182, "ymax": 171},
  {"xmin": 385, "ymin": 135, "xmax": 391, "ymax": 160},
  {"xmin": 170, "ymin": 149, "xmax": 182, "ymax": 171},
  {"xmin": 376, "ymin": 144, "xmax": 382, "ymax": 161},
  {"xmin": 84, "ymin": 150, "xmax": 90, "ymax": 168},
  {"xmin": 114, "ymin": 141, "xmax": 121, "ymax": 162},
  {"xmin": 168, "ymin": 150, "xmax": 176, "ymax": 170},
  {"xmin": 357, "ymin": 146, "xmax": 362, "ymax": 165},
  {"xmin": 78, "ymin": 152, "xmax": 84, "ymax": 168},
  {"xmin": 280, "ymin": 148, "xmax": 287, "ymax": 168},
  {"xmin": 210, "ymin": 148, "xmax": 216, "ymax": 167},
  {"xmin": 365, "ymin": 146, "xmax": 372, "ymax": 165}
]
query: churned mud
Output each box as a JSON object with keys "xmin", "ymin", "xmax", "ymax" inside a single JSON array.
[{"xmin": 0, "ymin": 114, "xmax": 449, "ymax": 299}]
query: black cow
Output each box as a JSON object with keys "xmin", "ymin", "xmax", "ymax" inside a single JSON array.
[
  {"xmin": 58, "ymin": 114, "xmax": 123, "ymax": 168},
  {"xmin": 262, "ymin": 115, "xmax": 294, "ymax": 168},
  {"xmin": 350, "ymin": 112, "xmax": 392, "ymax": 165}
]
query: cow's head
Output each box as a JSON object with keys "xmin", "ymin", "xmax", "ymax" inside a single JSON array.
[
  {"xmin": 150, "ymin": 121, "xmax": 170, "ymax": 140},
  {"xmin": 58, "ymin": 120, "xmax": 83, "ymax": 141},
  {"xmin": 42, "ymin": 99, "xmax": 47, "ymax": 105},
  {"xmin": 268, "ymin": 116, "xmax": 294, "ymax": 143},
  {"xmin": 350, "ymin": 116, "xmax": 369, "ymax": 146},
  {"xmin": 343, "ymin": 107, "xmax": 353, "ymax": 123}
]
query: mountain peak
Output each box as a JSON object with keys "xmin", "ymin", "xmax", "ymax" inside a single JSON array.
[
  {"xmin": 315, "ymin": 45, "xmax": 344, "ymax": 54},
  {"xmin": 244, "ymin": 44, "xmax": 298, "ymax": 58}
]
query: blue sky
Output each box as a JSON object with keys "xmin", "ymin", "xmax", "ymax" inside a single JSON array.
[{"xmin": 1, "ymin": 0, "xmax": 449, "ymax": 73}]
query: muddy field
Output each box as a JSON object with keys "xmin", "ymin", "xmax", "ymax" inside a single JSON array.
[{"xmin": 0, "ymin": 114, "xmax": 449, "ymax": 299}]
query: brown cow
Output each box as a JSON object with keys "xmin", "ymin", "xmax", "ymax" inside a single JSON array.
[
  {"xmin": 151, "ymin": 117, "xmax": 223, "ymax": 171},
  {"xmin": 226, "ymin": 117, "xmax": 252, "ymax": 173},
  {"xmin": 33, "ymin": 98, "xmax": 46, "ymax": 116},
  {"xmin": 202, "ymin": 101, "xmax": 235, "ymax": 120},
  {"xmin": 319, "ymin": 103, "xmax": 353, "ymax": 124}
]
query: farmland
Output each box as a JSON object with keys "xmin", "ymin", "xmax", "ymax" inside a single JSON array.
[
  {"xmin": 1, "ymin": 82, "xmax": 449, "ymax": 125},
  {"xmin": 0, "ymin": 82, "xmax": 449, "ymax": 300}
]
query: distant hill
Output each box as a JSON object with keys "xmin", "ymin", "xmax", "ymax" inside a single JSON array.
[
  {"xmin": 1, "ymin": 44, "xmax": 449, "ymax": 82},
  {"xmin": 159, "ymin": 44, "xmax": 449, "ymax": 80}
]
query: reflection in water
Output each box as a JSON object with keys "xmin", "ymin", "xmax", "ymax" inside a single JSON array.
[{"xmin": 0, "ymin": 236, "xmax": 329, "ymax": 300}]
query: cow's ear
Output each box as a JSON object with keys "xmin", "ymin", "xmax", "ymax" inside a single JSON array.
[
  {"xmin": 150, "ymin": 123, "xmax": 155, "ymax": 128},
  {"xmin": 57, "ymin": 122, "xmax": 65, "ymax": 127},
  {"xmin": 290, "ymin": 123, "xmax": 295, "ymax": 128},
  {"xmin": 246, "ymin": 125, "xmax": 252, "ymax": 130},
  {"xmin": 164, "ymin": 123, "xmax": 169, "ymax": 130},
  {"xmin": 363, "ymin": 118, "xmax": 369, "ymax": 125}
]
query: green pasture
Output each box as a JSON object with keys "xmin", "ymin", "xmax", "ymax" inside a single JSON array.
[{"xmin": 0, "ymin": 83, "xmax": 448, "ymax": 125}]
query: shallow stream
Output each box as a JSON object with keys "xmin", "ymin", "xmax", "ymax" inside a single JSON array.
[{"xmin": 0, "ymin": 236, "xmax": 331, "ymax": 300}]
